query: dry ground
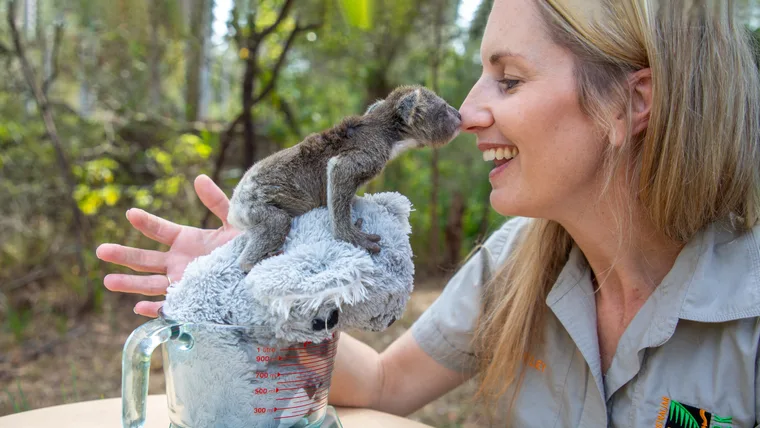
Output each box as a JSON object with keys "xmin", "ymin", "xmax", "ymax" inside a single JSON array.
[{"xmin": 0, "ymin": 277, "xmax": 491, "ymax": 427}]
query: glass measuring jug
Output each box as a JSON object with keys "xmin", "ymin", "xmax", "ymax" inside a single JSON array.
[{"xmin": 122, "ymin": 310, "xmax": 340, "ymax": 428}]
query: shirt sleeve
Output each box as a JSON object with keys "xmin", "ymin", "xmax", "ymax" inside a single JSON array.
[{"xmin": 410, "ymin": 216, "xmax": 531, "ymax": 374}]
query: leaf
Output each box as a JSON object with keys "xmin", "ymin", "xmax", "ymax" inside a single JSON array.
[
  {"xmin": 338, "ymin": 0, "xmax": 373, "ymax": 30},
  {"xmin": 101, "ymin": 185, "xmax": 121, "ymax": 206},
  {"xmin": 668, "ymin": 401, "xmax": 700, "ymax": 428}
]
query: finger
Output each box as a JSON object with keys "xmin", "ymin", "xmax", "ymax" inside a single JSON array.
[
  {"xmin": 134, "ymin": 301, "xmax": 164, "ymax": 318},
  {"xmin": 367, "ymin": 234, "xmax": 381, "ymax": 242},
  {"xmin": 103, "ymin": 273, "xmax": 171, "ymax": 296},
  {"xmin": 96, "ymin": 244, "xmax": 167, "ymax": 273},
  {"xmin": 195, "ymin": 174, "xmax": 231, "ymax": 225},
  {"xmin": 126, "ymin": 208, "xmax": 181, "ymax": 247}
]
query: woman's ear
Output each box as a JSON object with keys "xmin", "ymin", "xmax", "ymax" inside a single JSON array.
[{"xmin": 611, "ymin": 68, "xmax": 652, "ymax": 147}]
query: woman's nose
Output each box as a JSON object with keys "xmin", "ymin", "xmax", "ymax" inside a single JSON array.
[{"xmin": 459, "ymin": 80, "xmax": 493, "ymax": 133}]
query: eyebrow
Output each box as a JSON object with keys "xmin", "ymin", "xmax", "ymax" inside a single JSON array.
[{"xmin": 489, "ymin": 50, "xmax": 528, "ymax": 66}]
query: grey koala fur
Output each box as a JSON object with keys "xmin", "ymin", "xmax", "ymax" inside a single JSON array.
[
  {"xmin": 155, "ymin": 192, "xmax": 415, "ymax": 427},
  {"xmin": 227, "ymin": 85, "xmax": 461, "ymax": 271}
]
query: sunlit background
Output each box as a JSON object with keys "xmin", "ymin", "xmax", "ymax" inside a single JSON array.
[{"xmin": 2, "ymin": 1, "xmax": 760, "ymax": 426}]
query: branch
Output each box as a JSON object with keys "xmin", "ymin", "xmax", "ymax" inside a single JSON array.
[
  {"xmin": 0, "ymin": 40, "xmax": 10, "ymax": 56},
  {"xmin": 202, "ymin": 112, "xmax": 245, "ymax": 228},
  {"xmin": 258, "ymin": 0, "xmax": 296, "ymax": 40},
  {"xmin": 251, "ymin": 22, "xmax": 319, "ymax": 105},
  {"xmin": 229, "ymin": 6, "xmax": 243, "ymax": 48},
  {"xmin": 42, "ymin": 22, "xmax": 64, "ymax": 96},
  {"xmin": 278, "ymin": 98, "xmax": 300, "ymax": 136},
  {"xmin": 7, "ymin": 0, "xmax": 91, "ymax": 303}
]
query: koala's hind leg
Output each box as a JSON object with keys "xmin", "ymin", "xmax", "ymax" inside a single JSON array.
[
  {"xmin": 236, "ymin": 204, "xmax": 292, "ymax": 272},
  {"xmin": 327, "ymin": 154, "xmax": 382, "ymax": 254}
]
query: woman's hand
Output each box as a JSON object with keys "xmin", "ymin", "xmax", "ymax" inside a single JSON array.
[{"xmin": 95, "ymin": 174, "xmax": 241, "ymax": 317}]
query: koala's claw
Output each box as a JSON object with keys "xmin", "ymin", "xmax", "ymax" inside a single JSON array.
[
  {"xmin": 266, "ymin": 250, "xmax": 284, "ymax": 258},
  {"xmin": 354, "ymin": 218, "xmax": 381, "ymax": 242},
  {"xmin": 358, "ymin": 239, "xmax": 381, "ymax": 254},
  {"xmin": 341, "ymin": 219, "xmax": 382, "ymax": 254},
  {"xmin": 353, "ymin": 231, "xmax": 381, "ymax": 254}
]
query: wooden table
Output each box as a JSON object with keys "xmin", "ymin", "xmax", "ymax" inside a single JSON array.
[{"xmin": 0, "ymin": 394, "xmax": 434, "ymax": 427}]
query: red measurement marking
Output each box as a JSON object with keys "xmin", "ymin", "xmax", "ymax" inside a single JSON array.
[
  {"xmin": 278, "ymin": 371, "xmax": 333, "ymax": 384},
  {"xmin": 279, "ymin": 360, "xmax": 335, "ymax": 373},
  {"xmin": 279, "ymin": 350, "xmax": 338, "ymax": 365},
  {"xmin": 278, "ymin": 347, "xmax": 338, "ymax": 362},
  {"xmin": 275, "ymin": 390, "xmax": 329, "ymax": 401},
  {"xmin": 277, "ymin": 370, "xmax": 333, "ymax": 382},
  {"xmin": 279, "ymin": 340, "xmax": 336, "ymax": 351},
  {"xmin": 273, "ymin": 402, "xmax": 328, "ymax": 420},
  {"xmin": 277, "ymin": 378, "xmax": 324, "ymax": 385},
  {"xmin": 282, "ymin": 370, "xmax": 334, "ymax": 382}
]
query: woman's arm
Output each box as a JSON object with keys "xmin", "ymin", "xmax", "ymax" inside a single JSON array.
[{"xmin": 329, "ymin": 330, "xmax": 474, "ymax": 417}]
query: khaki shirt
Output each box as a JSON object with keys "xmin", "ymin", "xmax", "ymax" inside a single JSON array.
[{"xmin": 411, "ymin": 216, "xmax": 760, "ymax": 427}]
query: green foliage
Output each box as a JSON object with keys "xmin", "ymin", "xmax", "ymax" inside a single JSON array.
[
  {"xmin": 4, "ymin": 381, "xmax": 29, "ymax": 413},
  {"xmin": 0, "ymin": 0, "xmax": 511, "ymax": 324},
  {"xmin": 338, "ymin": 0, "xmax": 374, "ymax": 30},
  {"xmin": 5, "ymin": 305, "xmax": 32, "ymax": 342}
]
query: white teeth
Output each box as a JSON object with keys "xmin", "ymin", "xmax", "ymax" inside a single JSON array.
[{"xmin": 482, "ymin": 147, "xmax": 518, "ymax": 162}]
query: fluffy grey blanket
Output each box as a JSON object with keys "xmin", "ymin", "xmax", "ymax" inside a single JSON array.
[
  {"xmin": 155, "ymin": 192, "xmax": 415, "ymax": 428},
  {"xmin": 163, "ymin": 191, "xmax": 415, "ymax": 342}
]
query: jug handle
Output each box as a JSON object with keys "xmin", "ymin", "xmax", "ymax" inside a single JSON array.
[{"xmin": 121, "ymin": 316, "xmax": 178, "ymax": 428}]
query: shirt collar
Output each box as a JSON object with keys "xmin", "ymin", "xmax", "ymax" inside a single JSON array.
[
  {"xmin": 547, "ymin": 217, "xmax": 760, "ymax": 323},
  {"xmin": 674, "ymin": 218, "xmax": 760, "ymax": 322}
]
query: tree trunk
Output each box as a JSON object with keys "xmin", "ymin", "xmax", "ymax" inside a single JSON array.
[
  {"xmin": 149, "ymin": 2, "xmax": 162, "ymax": 114},
  {"xmin": 427, "ymin": 0, "xmax": 446, "ymax": 273},
  {"xmin": 444, "ymin": 191, "xmax": 466, "ymax": 269},
  {"xmin": 8, "ymin": 0, "xmax": 92, "ymax": 311},
  {"xmin": 242, "ymin": 56, "xmax": 257, "ymax": 169},
  {"xmin": 184, "ymin": 0, "xmax": 209, "ymax": 122}
]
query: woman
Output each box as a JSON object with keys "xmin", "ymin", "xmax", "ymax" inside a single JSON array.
[{"xmin": 97, "ymin": 0, "xmax": 760, "ymax": 425}]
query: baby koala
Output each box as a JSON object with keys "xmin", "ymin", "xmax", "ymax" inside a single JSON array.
[{"xmin": 227, "ymin": 85, "xmax": 462, "ymax": 271}]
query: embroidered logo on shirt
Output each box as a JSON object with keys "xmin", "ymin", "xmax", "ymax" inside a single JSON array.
[
  {"xmin": 522, "ymin": 352, "xmax": 547, "ymax": 373},
  {"xmin": 655, "ymin": 396, "xmax": 733, "ymax": 428}
]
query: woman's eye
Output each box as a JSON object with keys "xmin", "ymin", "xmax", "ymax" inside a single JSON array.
[{"xmin": 497, "ymin": 79, "xmax": 520, "ymax": 92}]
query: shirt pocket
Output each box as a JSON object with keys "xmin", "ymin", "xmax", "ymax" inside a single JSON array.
[{"xmin": 628, "ymin": 321, "xmax": 756, "ymax": 428}]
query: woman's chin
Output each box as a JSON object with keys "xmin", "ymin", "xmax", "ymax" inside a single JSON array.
[
  {"xmin": 489, "ymin": 188, "xmax": 523, "ymax": 217},
  {"xmin": 489, "ymin": 187, "xmax": 541, "ymax": 218}
]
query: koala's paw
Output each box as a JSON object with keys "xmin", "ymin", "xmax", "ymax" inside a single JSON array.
[{"xmin": 350, "ymin": 218, "xmax": 381, "ymax": 254}]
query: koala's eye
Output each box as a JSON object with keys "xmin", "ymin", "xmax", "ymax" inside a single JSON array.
[
  {"xmin": 326, "ymin": 309, "xmax": 339, "ymax": 329},
  {"xmin": 311, "ymin": 318, "xmax": 326, "ymax": 331}
]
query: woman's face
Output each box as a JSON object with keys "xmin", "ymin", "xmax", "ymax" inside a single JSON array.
[{"xmin": 459, "ymin": 0, "xmax": 608, "ymax": 221}]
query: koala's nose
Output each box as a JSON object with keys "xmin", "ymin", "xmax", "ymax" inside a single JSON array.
[
  {"xmin": 311, "ymin": 309, "xmax": 340, "ymax": 331},
  {"xmin": 448, "ymin": 106, "xmax": 462, "ymax": 121}
]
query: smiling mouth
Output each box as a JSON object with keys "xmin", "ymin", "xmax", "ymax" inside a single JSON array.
[{"xmin": 482, "ymin": 146, "xmax": 518, "ymax": 162}]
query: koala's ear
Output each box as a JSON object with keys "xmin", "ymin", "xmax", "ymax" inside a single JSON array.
[
  {"xmin": 365, "ymin": 99, "xmax": 385, "ymax": 115},
  {"xmin": 396, "ymin": 89, "xmax": 421, "ymax": 125}
]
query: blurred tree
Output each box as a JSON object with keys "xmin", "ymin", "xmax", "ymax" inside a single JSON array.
[{"xmin": 6, "ymin": 0, "xmax": 92, "ymax": 311}]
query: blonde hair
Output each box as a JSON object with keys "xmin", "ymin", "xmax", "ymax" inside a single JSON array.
[{"xmin": 471, "ymin": 0, "xmax": 760, "ymax": 414}]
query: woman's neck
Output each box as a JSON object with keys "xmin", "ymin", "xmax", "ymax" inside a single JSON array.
[{"xmin": 556, "ymin": 184, "xmax": 685, "ymax": 313}]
